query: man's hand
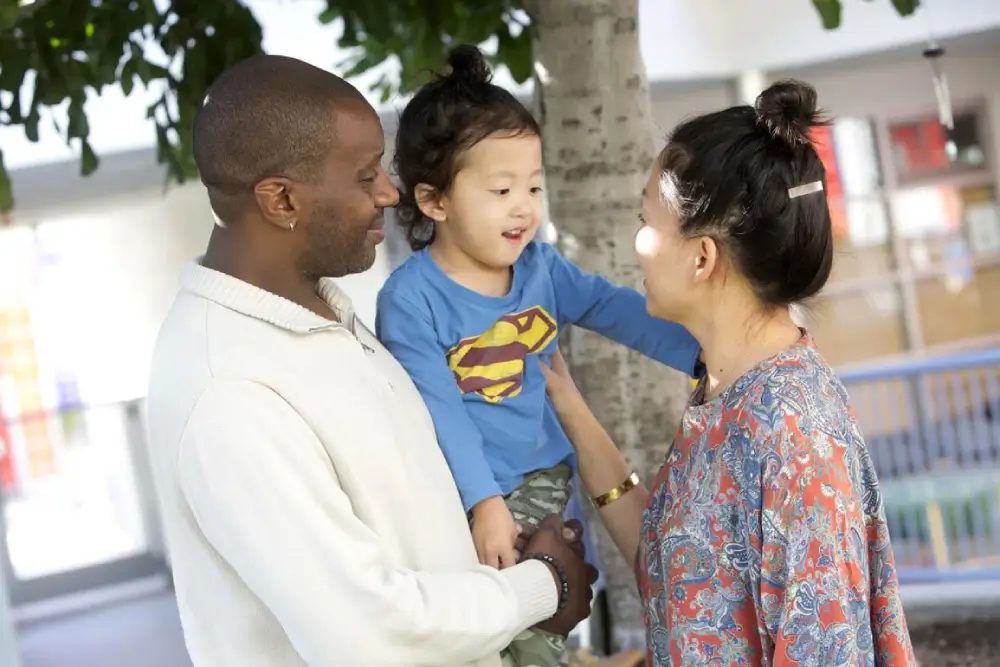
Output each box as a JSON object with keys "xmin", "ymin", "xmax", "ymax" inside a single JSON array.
[
  {"xmin": 522, "ymin": 515, "xmax": 599, "ymax": 637},
  {"xmin": 471, "ymin": 496, "xmax": 519, "ymax": 569},
  {"xmin": 515, "ymin": 519, "xmax": 587, "ymax": 563}
]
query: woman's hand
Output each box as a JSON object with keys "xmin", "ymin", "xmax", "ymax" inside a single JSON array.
[
  {"xmin": 541, "ymin": 348, "xmax": 588, "ymax": 419},
  {"xmin": 540, "ymin": 348, "xmax": 649, "ymax": 564}
]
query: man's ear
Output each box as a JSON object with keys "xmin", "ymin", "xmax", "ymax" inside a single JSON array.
[
  {"xmin": 415, "ymin": 183, "xmax": 446, "ymax": 222},
  {"xmin": 254, "ymin": 177, "xmax": 300, "ymax": 231}
]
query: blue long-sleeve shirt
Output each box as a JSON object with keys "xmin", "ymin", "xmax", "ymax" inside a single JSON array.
[{"xmin": 375, "ymin": 241, "xmax": 700, "ymax": 512}]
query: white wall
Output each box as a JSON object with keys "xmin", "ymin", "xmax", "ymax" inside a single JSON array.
[
  {"xmin": 0, "ymin": 183, "xmax": 391, "ymax": 405},
  {"xmin": 649, "ymin": 82, "xmax": 735, "ymax": 135},
  {"xmin": 642, "ymin": 0, "xmax": 1000, "ymax": 79}
]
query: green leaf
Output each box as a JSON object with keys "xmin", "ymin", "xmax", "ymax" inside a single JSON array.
[
  {"xmin": 496, "ymin": 26, "xmax": 533, "ymax": 83},
  {"xmin": 0, "ymin": 0, "xmax": 593, "ymax": 210},
  {"xmin": 890, "ymin": 0, "xmax": 920, "ymax": 17},
  {"xmin": 0, "ymin": 3, "xmax": 18, "ymax": 33},
  {"xmin": 813, "ymin": 0, "xmax": 842, "ymax": 29},
  {"xmin": 80, "ymin": 140, "xmax": 99, "ymax": 176},
  {"xmin": 24, "ymin": 110, "xmax": 40, "ymax": 143},
  {"xmin": 0, "ymin": 148, "xmax": 12, "ymax": 214},
  {"xmin": 120, "ymin": 56, "xmax": 137, "ymax": 95},
  {"xmin": 67, "ymin": 94, "xmax": 89, "ymax": 139}
]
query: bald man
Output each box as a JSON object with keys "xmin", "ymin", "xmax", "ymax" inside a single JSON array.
[{"xmin": 145, "ymin": 55, "xmax": 595, "ymax": 667}]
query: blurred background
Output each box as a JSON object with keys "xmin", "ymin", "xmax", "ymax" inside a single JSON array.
[{"xmin": 2, "ymin": 0, "xmax": 1000, "ymax": 665}]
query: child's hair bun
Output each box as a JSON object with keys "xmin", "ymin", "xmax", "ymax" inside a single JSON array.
[{"xmin": 444, "ymin": 44, "xmax": 492, "ymax": 86}]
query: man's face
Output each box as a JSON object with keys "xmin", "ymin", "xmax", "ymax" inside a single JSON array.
[{"xmin": 296, "ymin": 102, "xmax": 399, "ymax": 279}]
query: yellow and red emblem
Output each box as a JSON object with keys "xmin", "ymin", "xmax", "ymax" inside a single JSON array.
[{"xmin": 446, "ymin": 306, "xmax": 558, "ymax": 403}]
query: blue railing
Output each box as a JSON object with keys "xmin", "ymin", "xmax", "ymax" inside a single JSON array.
[{"xmin": 840, "ymin": 347, "xmax": 1000, "ymax": 583}]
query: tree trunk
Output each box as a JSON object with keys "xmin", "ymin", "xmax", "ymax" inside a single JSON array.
[{"xmin": 523, "ymin": 0, "xmax": 691, "ymax": 652}]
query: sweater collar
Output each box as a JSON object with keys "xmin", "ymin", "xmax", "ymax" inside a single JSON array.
[{"xmin": 179, "ymin": 259, "xmax": 356, "ymax": 334}]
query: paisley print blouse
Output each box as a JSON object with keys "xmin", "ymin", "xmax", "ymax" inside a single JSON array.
[{"xmin": 635, "ymin": 335, "xmax": 915, "ymax": 666}]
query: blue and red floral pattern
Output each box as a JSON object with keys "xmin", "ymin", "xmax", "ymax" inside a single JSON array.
[{"xmin": 636, "ymin": 334, "xmax": 914, "ymax": 666}]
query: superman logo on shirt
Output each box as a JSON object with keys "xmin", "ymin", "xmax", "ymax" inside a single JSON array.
[{"xmin": 446, "ymin": 306, "xmax": 558, "ymax": 403}]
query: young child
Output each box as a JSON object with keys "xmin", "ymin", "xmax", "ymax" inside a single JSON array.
[{"xmin": 375, "ymin": 45, "xmax": 700, "ymax": 666}]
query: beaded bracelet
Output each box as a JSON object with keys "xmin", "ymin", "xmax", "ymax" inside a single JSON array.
[{"xmin": 525, "ymin": 553, "xmax": 570, "ymax": 615}]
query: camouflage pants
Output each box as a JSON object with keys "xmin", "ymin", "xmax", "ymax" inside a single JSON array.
[{"xmin": 497, "ymin": 462, "xmax": 573, "ymax": 667}]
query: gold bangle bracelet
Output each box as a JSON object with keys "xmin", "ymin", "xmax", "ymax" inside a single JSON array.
[{"xmin": 592, "ymin": 472, "xmax": 640, "ymax": 508}]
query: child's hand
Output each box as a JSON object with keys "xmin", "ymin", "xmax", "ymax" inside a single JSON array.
[{"xmin": 471, "ymin": 496, "xmax": 518, "ymax": 569}]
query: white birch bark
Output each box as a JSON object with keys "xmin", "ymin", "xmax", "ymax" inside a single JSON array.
[{"xmin": 523, "ymin": 0, "xmax": 692, "ymax": 651}]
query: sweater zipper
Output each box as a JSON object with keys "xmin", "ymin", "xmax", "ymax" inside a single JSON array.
[
  {"xmin": 350, "ymin": 314, "xmax": 376, "ymax": 355},
  {"xmin": 308, "ymin": 317, "xmax": 375, "ymax": 355},
  {"xmin": 307, "ymin": 316, "xmax": 390, "ymax": 391},
  {"xmin": 347, "ymin": 316, "xmax": 393, "ymax": 392}
]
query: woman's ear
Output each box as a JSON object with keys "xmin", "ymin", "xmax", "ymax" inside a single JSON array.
[
  {"xmin": 692, "ymin": 236, "xmax": 719, "ymax": 284},
  {"xmin": 415, "ymin": 184, "xmax": 446, "ymax": 222}
]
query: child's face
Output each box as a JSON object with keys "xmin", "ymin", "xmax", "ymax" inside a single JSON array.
[{"xmin": 436, "ymin": 132, "xmax": 544, "ymax": 270}]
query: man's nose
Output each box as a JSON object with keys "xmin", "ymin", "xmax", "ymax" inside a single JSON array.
[{"xmin": 376, "ymin": 178, "xmax": 400, "ymax": 208}]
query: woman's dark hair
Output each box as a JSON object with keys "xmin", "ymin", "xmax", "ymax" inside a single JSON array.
[
  {"xmin": 657, "ymin": 79, "xmax": 833, "ymax": 307},
  {"xmin": 393, "ymin": 44, "xmax": 541, "ymax": 251}
]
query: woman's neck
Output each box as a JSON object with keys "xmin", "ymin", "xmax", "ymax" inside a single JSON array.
[{"xmin": 686, "ymin": 297, "xmax": 803, "ymax": 400}]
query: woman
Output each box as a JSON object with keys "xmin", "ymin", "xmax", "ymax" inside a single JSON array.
[{"xmin": 542, "ymin": 80, "xmax": 915, "ymax": 666}]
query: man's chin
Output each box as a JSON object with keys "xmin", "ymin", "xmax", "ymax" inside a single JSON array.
[
  {"xmin": 349, "ymin": 246, "xmax": 379, "ymax": 275},
  {"xmin": 318, "ymin": 251, "xmax": 376, "ymax": 280}
]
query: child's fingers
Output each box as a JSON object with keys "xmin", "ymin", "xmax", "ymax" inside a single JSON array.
[
  {"xmin": 498, "ymin": 545, "xmax": 519, "ymax": 570},
  {"xmin": 480, "ymin": 548, "xmax": 499, "ymax": 569}
]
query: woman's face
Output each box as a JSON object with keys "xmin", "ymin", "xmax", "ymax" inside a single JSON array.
[{"xmin": 635, "ymin": 167, "xmax": 718, "ymax": 322}]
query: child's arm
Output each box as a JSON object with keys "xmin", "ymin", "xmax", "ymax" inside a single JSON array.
[
  {"xmin": 540, "ymin": 242, "xmax": 701, "ymax": 376},
  {"xmin": 376, "ymin": 288, "xmax": 518, "ymax": 568}
]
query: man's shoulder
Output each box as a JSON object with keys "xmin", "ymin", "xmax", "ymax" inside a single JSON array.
[
  {"xmin": 147, "ymin": 291, "xmax": 301, "ymax": 438},
  {"xmin": 147, "ymin": 293, "xmax": 218, "ymax": 453},
  {"xmin": 150, "ymin": 292, "xmax": 212, "ymax": 385}
]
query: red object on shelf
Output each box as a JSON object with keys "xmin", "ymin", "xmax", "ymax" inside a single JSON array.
[
  {"xmin": 810, "ymin": 125, "xmax": 843, "ymax": 199},
  {"xmin": 809, "ymin": 126, "xmax": 847, "ymax": 240},
  {"xmin": 890, "ymin": 120, "xmax": 949, "ymax": 176},
  {"xmin": 0, "ymin": 403, "xmax": 14, "ymax": 493}
]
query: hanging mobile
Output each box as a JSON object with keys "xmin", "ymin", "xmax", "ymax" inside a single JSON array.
[{"xmin": 922, "ymin": 40, "xmax": 955, "ymax": 160}]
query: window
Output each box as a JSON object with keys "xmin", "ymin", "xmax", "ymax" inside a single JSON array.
[
  {"xmin": 808, "ymin": 104, "xmax": 1000, "ymax": 367},
  {"xmin": 816, "ymin": 118, "xmax": 898, "ymax": 288},
  {"xmin": 889, "ymin": 111, "xmax": 989, "ymax": 184},
  {"xmin": 916, "ymin": 265, "xmax": 1000, "ymax": 347},
  {"xmin": 809, "ymin": 286, "xmax": 909, "ymax": 366}
]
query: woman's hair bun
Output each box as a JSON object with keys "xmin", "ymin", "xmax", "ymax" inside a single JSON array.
[
  {"xmin": 754, "ymin": 79, "xmax": 826, "ymax": 146},
  {"xmin": 444, "ymin": 44, "xmax": 492, "ymax": 86}
]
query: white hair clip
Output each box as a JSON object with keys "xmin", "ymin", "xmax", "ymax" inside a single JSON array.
[{"xmin": 788, "ymin": 181, "xmax": 824, "ymax": 199}]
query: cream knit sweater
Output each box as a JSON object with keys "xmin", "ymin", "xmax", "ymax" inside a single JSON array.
[{"xmin": 146, "ymin": 261, "xmax": 558, "ymax": 667}]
